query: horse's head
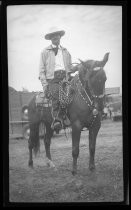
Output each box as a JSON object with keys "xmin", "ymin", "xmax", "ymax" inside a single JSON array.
[
  {"xmin": 77, "ymin": 53, "xmax": 109, "ymax": 111},
  {"xmin": 78, "ymin": 52, "xmax": 109, "ymax": 96}
]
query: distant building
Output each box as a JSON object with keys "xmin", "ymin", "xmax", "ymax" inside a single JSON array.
[{"xmin": 105, "ymin": 87, "xmax": 120, "ymax": 95}]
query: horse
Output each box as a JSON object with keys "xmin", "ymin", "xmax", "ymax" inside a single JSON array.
[{"xmin": 27, "ymin": 52, "xmax": 109, "ymax": 175}]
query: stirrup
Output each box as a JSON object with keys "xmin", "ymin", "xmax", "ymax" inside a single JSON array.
[{"xmin": 51, "ymin": 118, "xmax": 63, "ymax": 130}]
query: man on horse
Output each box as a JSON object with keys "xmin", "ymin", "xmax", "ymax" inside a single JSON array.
[{"xmin": 39, "ymin": 27, "xmax": 72, "ymax": 129}]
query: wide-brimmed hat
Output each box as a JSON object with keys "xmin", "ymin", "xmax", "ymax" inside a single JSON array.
[{"xmin": 45, "ymin": 27, "xmax": 65, "ymax": 40}]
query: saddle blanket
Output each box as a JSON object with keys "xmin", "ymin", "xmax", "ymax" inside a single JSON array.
[{"xmin": 35, "ymin": 92, "xmax": 52, "ymax": 107}]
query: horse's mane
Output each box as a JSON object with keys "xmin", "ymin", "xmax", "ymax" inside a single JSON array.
[{"xmin": 70, "ymin": 69, "xmax": 93, "ymax": 101}]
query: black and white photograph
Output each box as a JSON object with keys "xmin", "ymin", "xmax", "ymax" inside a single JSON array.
[{"xmin": 5, "ymin": 3, "xmax": 126, "ymax": 204}]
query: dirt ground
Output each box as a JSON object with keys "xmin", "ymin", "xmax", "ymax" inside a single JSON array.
[{"xmin": 9, "ymin": 119, "xmax": 123, "ymax": 203}]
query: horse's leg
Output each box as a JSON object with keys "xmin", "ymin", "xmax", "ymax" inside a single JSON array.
[
  {"xmin": 89, "ymin": 121, "xmax": 100, "ymax": 171},
  {"xmin": 43, "ymin": 123, "xmax": 55, "ymax": 168},
  {"xmin": 28, "ymin": 137, "xmax": 33, "ymax": 168},
  {"xmin": 72, "ymin": 121, "xmax": 81, "ymax": 175},
  {"xmin": 28, "ymin": 122, "xmax": 39, "ymax": 168}
]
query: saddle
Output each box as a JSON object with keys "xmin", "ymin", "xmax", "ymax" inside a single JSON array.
[{"xmin": 35, "ymin": 92, "xmax": 52, "ymax": 108}]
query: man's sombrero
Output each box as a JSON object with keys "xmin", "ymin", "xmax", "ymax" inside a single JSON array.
[{"xmin": 45, "ymin": 27, "xmax": 65, "ymax": 40}]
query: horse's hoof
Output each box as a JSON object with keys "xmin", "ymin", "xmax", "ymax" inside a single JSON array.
[
  {"xmin": 49, "ymin": 163, "xmax": 56, "ymax": 169},
  {"xmin": 28, "ymin": 161, "xmax": 33, "ymax": 168},
  {"xmin": 89, "ymin": 165, "xmax": 95, "ymax": 171},
  {"xmin": 72, "ymin": 170, "xmax": 77, "ymax": 176},
  {"xmin": 45, "ymin": 158, "xmax": 55, "ymax": 169}
]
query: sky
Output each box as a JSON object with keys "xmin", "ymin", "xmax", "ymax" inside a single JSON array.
[{"xmin": 7, "ymin": 5, "xmax": 122, "ymax": 91}]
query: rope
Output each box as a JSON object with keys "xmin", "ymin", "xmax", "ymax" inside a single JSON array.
[{"xmin": 59, "ymin": 81, "xmax": 73, "ymax": 109}]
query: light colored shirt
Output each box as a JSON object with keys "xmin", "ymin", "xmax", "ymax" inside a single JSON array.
[
  {"xmin": 51, "ymin": 44, "xmax": 65, "ymax": 71},
  {"xmin": 39, "ymin": 45, "xmax": 72, "ymax": 88}
]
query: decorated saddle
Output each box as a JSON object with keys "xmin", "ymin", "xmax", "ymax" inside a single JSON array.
[
  {"xmin": 35, "ymin": 92, "xmax": 52, "ymax": 108},
  {"xmin": 36, "ymin": 80, "xmax": 74, "ymax": 109}
]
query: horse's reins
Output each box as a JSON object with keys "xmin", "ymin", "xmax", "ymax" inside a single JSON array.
[
  {"xmin": 77, "ymin": 72, "xmax": 105, "ymax": 104},
  {"xmin": 77, "ymin": 73, "xmax": 93, "ymax": 106},
  {"xmin": 76, "ymin": 72, "xmax": 105, "ymax": 128}
]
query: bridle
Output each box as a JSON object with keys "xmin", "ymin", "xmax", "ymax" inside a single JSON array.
[
  {"xmin": 76, "ymin": 72, "xmax": 105, "ymax": 128},
  {"xmin": 77, "ymin": 72, "xmax": 105, "ymax": 107},
  {"xmin": 76, "ymin": 73, "xmax": 93, "ymax": 107},
  {"xmin": 72, "ymin": 62, "xmax": 105, "ymax": 100}
]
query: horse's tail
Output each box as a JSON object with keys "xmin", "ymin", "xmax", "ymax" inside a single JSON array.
[{"xmin": 28, "ymin": 96, "xmax": 40, "ymax": 156}]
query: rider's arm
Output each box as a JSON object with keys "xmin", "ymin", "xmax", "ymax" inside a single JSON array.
[{"xmin": 39, "ymin": 51, "xmax": 48, "ymax": 90}]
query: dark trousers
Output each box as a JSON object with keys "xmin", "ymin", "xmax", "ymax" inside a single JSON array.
[{"xmin": 47, "ymin": 70, "xmax": 66, "ymax": 120}]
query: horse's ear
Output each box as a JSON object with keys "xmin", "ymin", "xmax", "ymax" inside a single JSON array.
[
  {"xmin": 78, "ymin": 58, "xmax": 85, "ymax": 66},
  {"xmin": 102, "ymin": 52, "xmax": 110, "ymax": 67},
  {"xmin": 78, "ymin": 59, "xmax": 88, "ymax": 71}
]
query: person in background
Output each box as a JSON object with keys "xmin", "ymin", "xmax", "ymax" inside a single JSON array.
[
  {"xmin": 103, "ymin": 105, "xmax": 108, "ymax": 119},
  {"xmin": 39, "ymin": 27, "xmax": 72, "ymax": 129}
]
